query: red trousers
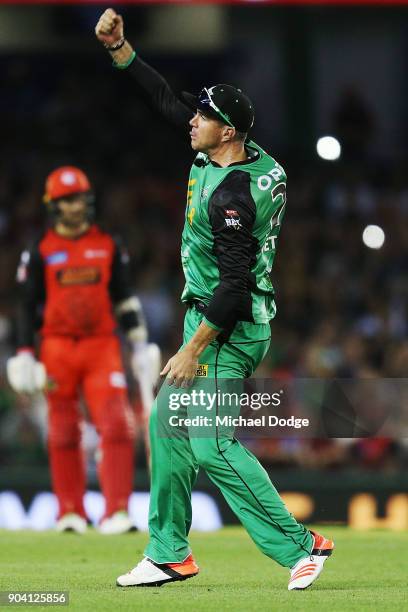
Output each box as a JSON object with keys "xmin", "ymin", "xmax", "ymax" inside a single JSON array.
[{"xmin": 40, "ymin": 335, "xmax": 136, "ymax": 519}]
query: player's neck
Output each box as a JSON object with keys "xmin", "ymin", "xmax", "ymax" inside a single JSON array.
[
  {"xmin": 208, "ymin": 141, "xmax": 247, "ymax": 167},
  {"xmin": 55, "ymin": 222, "xmax": 90, "ymax": 239}
]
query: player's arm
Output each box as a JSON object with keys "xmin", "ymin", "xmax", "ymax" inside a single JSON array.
[
  {"xmin": 16, "ymin": 243, "xmax": 45, "ymax": 351},
  {"xmin": 161, "ymin": 172, "xmax": 256, "ymax": 388},
  {"xmin": 95, "ymin": 9, "xmax": 191, "ymax": 130},
  {"xmin": 160, "ymin": 322, "xmax": 219, "ymax": 388},
  {"xmin": 205, "ymin": 170, "xmax": 256, "ymax": 331},
  {"xmin": 109, "ymin": 236, "xmax": 147, "ymax": 343},
  {"xmin": 7, "ymin": 244, "xmax": 47, "ymax": 393}
]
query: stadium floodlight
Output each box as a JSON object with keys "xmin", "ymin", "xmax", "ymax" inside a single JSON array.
[
  {"xmin": 316, "ymin": 136, "xmax": 341, "ymax": 161},
  {"xmin": 362, "ymin": 224, "xmax": 385, "ymax": 250}
]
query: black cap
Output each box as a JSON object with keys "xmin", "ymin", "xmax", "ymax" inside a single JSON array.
[{"xmin": 182, "ymin": 85, "xmax": 254, "ymax": 133}]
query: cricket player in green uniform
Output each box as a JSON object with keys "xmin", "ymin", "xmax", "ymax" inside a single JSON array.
[{"xmin": 96, "ymin": 8, "xmax": 334, "ymax": 591}]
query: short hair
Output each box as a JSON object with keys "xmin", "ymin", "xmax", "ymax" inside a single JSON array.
[
  {"xmin": 234, "ymin": 130, "xmax": 247, "ymax": 142},
  {"xmin": 219, "ymin": 121, "xmax": 247, "ymax": 143}
]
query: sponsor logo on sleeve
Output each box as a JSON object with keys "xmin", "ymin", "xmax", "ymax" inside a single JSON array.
[
  {"xmin": 224, "ymin": 209, "xmax": 242, "ymax": 229},
  {"xmin": 45, "ymin": 251, "xmax": 68, "ymax": 265},
  {"xmin": 224, "ymin": 218, "xmax": 242, "ymax": 229}
]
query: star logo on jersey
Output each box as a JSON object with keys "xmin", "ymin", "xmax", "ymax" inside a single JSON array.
[{"xmin": 200, "ymin": 185, "xmax": 211, "ymax": 201}]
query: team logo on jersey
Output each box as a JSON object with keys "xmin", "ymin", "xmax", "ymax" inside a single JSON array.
[
  {"xmin": 200, "ymin": 185, "xmax": 211, "ymax": 201},
  {"xmin": 84, "ymin": 249, "xmax": 108, "ymax": 259},
  {"xmin": 196, "ymin": 364, "xmax": 208, "ymax": 377},
  {"xmin": 224, "ymin": 209, "xmax": 242, "ymax": 230},
  {"xmin": 56, "ymin": 266, "xmax": 101, "ymax": 286},
  {"xmin": 45, "ymin": 251, "xmax": 68, "ymax": 265}
]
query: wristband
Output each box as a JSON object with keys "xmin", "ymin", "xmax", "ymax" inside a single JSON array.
[
  {"xmin": 112, "ymin": 51, "xmax": 136, "ymax": 70},
  {"xmin": 104, "ymin": 37, "xmax": 125, "ymax": 51}
]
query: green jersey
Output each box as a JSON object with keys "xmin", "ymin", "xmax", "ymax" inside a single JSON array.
[
  {"xmin": 125, "ymin": 54, "xmax": 286, "ymax": 332},
  {"xmin": 180, "ymin": 140, "xmax": 287, "ymax": 327}
]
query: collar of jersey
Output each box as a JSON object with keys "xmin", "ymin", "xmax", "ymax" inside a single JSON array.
[
  {"xmin": 194, "ymin": 144, "xmax": 260, "ymax": 169},
  {"xmin": 51, "ymin": 224, "xmax": 95, "ymax": 241}
]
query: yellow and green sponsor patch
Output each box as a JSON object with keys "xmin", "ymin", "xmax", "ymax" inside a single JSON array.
[{"xmin": 196, "ymin": 364, "xmax": 208, "ymax": 377}]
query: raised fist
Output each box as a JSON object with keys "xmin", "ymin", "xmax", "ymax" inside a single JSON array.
[{"xmin": 95, "ymin": 8, "xmax": 124, "ymax": 47}]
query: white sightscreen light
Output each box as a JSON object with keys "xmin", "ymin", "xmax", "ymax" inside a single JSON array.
[
  {"xmin": 316, "ymin": 136, "xmax": 341, "ymax": 161},
  {"xmin": 362, "ymin": 225, "xmax": 385, "ymax": 250}
]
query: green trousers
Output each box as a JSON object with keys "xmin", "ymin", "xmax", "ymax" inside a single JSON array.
[{"xmin": 144, "ymin": 306, "xmax": 312, "ymax": 568}]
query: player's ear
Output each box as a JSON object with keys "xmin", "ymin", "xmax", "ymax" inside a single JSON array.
[{"xmin": 221, "ymin": 125, "xmax": 236, "ymax": 143}]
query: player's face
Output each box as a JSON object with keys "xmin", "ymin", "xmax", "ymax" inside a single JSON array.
[
  {"xmin": 57, "ymin": 195, "xmax": 88, "ymax": 228},
  {"xmin": 189, "ymin": 111, "xmax": 225, "ymax": 152}
]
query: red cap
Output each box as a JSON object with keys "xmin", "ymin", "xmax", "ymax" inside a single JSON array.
[{"xmin": 44, "ymin": 166, "xmax": 91, "ymax": 202}]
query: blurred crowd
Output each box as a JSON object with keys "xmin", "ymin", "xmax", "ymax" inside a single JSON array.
[{"xmin": 0, "ymin": 53, "xmax": 407, "ymax": 475}]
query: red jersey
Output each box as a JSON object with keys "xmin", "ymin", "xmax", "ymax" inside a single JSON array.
[{"xmin": 17, "ymin": 225, "xmax": 134, "ymax": 344}]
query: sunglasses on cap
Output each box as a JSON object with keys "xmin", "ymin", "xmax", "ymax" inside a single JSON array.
[{"xmin": 197, "ymin": 87, "xmax": 235, "ymax": 128}]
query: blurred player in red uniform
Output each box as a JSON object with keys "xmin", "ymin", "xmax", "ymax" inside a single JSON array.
[{"xmin": 7, "ymin": 166, "xmax": 159, "ymax": 534}]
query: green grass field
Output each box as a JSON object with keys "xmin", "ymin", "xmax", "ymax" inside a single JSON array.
[{"xmin": 0, "ymin": 526, "xmax": 406, "ymax": 611}]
